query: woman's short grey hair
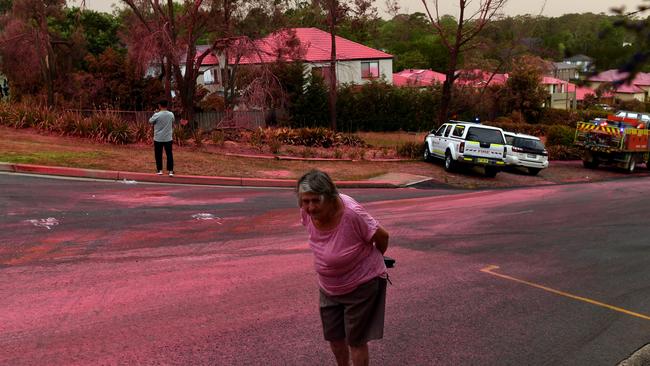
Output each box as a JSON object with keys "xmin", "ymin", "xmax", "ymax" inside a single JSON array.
[{"xmin": 296, "ymin": 169, "xmax": 339, "ymax": 203}]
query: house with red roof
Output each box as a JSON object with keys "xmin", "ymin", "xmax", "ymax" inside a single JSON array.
[
  {"xmin": 542, "ymin": 76, "xmax": 577, "ymax": 109},
  {"xmin": 207, "ymin": 28, "xmax": 393, "ymax": 88},
  {"xmin": 587, "ymin": 69, "xmax": 650, "ymax": 102},
  {"xmin": 151, "ymin": 28, "xmax": 393, "ymax": 95},
  {"xmin": 393, "ymin": 69, "xmax": 445, "ymax": 87},
  {"xmin": 145, "ymin": 45, "xmax": 223, "ymax": 94},
  {"xmin": 393, "ymin": 68, "xmax": 579, "ymax": 109},
  {"xmin": 455, "ymin": 69, "xmax": 508, "ymax": 87},
  {"xmin": 194, "ymin": 45, "xmax": 221, "ymax": 93}
]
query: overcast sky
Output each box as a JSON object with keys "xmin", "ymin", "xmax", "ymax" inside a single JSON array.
[
  {"xmin": 74, "ymin": 0, "xmax": 644, "ymax": 18},
  {"xmin": 400, "ymin": 0, "xmax": 643, "ymax": 18}
]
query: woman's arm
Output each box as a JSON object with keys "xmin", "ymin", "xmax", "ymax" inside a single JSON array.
[{"xmin": 372, "ymin": 226, "xmax": 389, "ymax": 255}]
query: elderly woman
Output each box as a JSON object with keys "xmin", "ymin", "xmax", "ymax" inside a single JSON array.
[{"xmin": 297, "ymin": 169, "xmax": 389, "ymax": 366}]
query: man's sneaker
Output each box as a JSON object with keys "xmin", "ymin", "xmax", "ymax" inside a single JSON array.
[
  {"xmin": 168, "ymin": 171, "xmax": 174, "ymax": 177},
  {"xmin": 156, "ymin": 171, "xmax": 163, "ymax": 175}
]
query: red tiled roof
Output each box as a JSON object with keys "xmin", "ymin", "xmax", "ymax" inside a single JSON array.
[
  {"xmin": 588, "ymin": 69, "xmax": 629, "ymax": 83},
  {"xmin": 587, "ymin": 69, "xmax": 650, "ymax": 86},
  {"xmin": 201, "ymin": 53, "xmax": 218, "ymax": 65},
  {"xmin": 567, "ymin": 83, "xmax": 597, "ymax": 100},
  {"xmin": 181, "ymin": 45, "xmax": 219, "ymax": 66},
  {"xmin": 455, "ymin": 69, "xmax": 508, "ymax": 86},
  {"xmin": 235, "ymin": 27, "xmax": 392, "ymax": 65},
  {"xmin": 614, "ymin": 83, "xmax": 645, "ymax": 94},
  {"xmin": 393, "ymin": 69, "xmax": 445, "ymax": 87},
  {"xmin": 631, "ymin": 72, "xmax": 650, "ymax": 86},
  {"xmin": 542, "ymin": 76, "xmax": 569, "ymax": 85},
  {"xmin": 392, "ymin": 74, "xmax": 410, "ymax": 86}
]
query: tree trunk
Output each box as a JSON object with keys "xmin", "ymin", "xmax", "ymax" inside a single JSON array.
[
  {"xmin": 37, "ymin": 17, "xmax": 55, "ymax": 107},
  {"xmin": 164, "ymin": 58, "xmax": 172, "ymax": 103},
  {"xmin": 438, "ymin": 51, "xmax": 458, "ymax": 125},
  {"xmin": 328, "ymin": 0, "xmax": 338, "ymax": 132},
  {"xmin": 44, "ymin": 53, "xmax": 54, "ymax": 108}
]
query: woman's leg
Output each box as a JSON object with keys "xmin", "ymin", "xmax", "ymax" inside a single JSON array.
[
  {"xmin": 329, "ymin": 339, "xmax": 349, "ymax": 366},
  {"xmin": 350, "ymin": 343, "xmax": 369, "ymax": 366}
]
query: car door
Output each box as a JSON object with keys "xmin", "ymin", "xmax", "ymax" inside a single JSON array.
[{"xmin": 430, "ymin": 124, "xmax": 449, "ymax": 157}]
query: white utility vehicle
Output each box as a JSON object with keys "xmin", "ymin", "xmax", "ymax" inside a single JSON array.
[
  {"xmin": 503, "ymin": 131, "xmax": 549, "ymax": 176},
  {"xmin": 423, "ymin": 121, "xmax": 507, "ymax": 177}
]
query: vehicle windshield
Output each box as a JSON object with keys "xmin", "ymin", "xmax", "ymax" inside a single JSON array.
[
  {"xmin": 466, "ymin": 127, "xmax": 505, "ymax": 144},
  {"xmin": 513, "ymin": 137, "xmax": 545, "ymax": 150}
]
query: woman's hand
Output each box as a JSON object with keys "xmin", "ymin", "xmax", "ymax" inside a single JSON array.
[{"xmin": 372, "ymin": 226, "xmax": 389, "ymax": 255}]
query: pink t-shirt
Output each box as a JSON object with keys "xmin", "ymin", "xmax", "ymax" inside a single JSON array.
[{"xmin": 301, "ymin": 194, "xmax": 387, "ymax": 296}]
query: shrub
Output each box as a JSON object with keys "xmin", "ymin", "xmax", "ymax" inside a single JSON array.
[
  {"xmin": 483, "ymin": 121, "xmax": 546, "ymax": 137},
  {"xmin": 55, "ymin": 111, "xmax": 80, "ymax": 136},
  {"xmin": 86, "ymin": 112, "xmax": 128, "ymax": 143},
  {"xmin": 211, "ymin": 130, "xmax": 225, "ymax": 146},
  {"xmin": 347, "ymin": 148, "xmax": 362, "ymax": 160},
  {"xmin": 174, "ymin": 125, "xmax": 190, "ymax": 146},
  {"xmin": 265, "ymin": 127, "xmax": 366, "ymax": 148},
  {"xmin": 546, "ymin": 125, "xmax": 576, "ymax": 146},
  {"xmin": 192, "ymin": 127, "xmax": 205, "ymax": 147},
  {"xmin": 546, "ymin": 145, "xmax": 582, "ymax": 160},
  {"xmin": 616, "ymin": 99, "xmax": 646, "ymax": 113},
  {"xmin": 107, "ymin": 121, "xmax": 132, "ymax": 144},
  {"xmin": 301, "ymin": 147, "xmax": 316, "ymax": 158},
  {"xmin": 222, "ymin": 128, "xmax": 242, "ymax": 142},
  {"xmin": 396, "ymin": 141, "xmax": 421, "ymax": 159},
  {"xmin": 250, "ymin": 128, "xmax": 264, "ymax": 149},
  {"xmin": 576, "ymin": 109, "xmax": 608, "ymax": 122},
  {"xmin": 538, "ymin": 108, "xmax": 576, "ymax": 126},
  {"xmin": 131, "ymin": 120, "xmax": 152, "ymax": 144},
  {"xmin": 268, "ymin": 137, "xmax": 282, "ymax": 154}
]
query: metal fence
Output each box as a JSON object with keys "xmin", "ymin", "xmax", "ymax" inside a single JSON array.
[{"xmin": 67, "ymin": 109, "xmax": 267, "ymax": 130}]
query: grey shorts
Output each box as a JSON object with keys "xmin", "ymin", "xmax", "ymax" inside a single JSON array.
[{"xmin": 319, "ymin": 277, "xmax": 387, "ymax": 347}]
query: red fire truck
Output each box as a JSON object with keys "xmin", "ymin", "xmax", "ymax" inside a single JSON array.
[{"xmin": 574, "ymin": 111, "xmax": 650, "ymax": 173}]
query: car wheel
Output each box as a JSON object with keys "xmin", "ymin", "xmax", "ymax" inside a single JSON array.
[
  {"xmin": 444, "ymin": 151, "xmax": 455, "ymax": 172},
  {"xmin": 423, "ymin": 144, "xmax": 432, "ymax": 162},
  {"xmin": 528, "ymin": 168, "xmax": 541, "ymax": 176},
  {"xmin": 484, "ymin": 166, "xmax": 498, "ymax": 178}
]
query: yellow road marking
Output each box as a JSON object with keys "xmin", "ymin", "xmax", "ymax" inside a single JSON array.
[{"xmin": 480, "ymin": 265, "xmax": 650, "ymax": 321}]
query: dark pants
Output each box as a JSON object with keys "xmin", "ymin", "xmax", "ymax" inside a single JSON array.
[{"xmin": 154, "ymin": 141, "xmax": 174, "ymax": 172}]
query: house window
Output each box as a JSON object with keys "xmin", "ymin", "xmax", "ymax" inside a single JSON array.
[
  {"xmin": 361, "ymin": 61, "xmax": 379, "ymax": 79},
  {"xmin": 203, "ymin": 69, "xmax": 215, "ymax": 84},
  {"xmin": 312, "ymin": 66, "xmax": 332, "ymax": 85}
]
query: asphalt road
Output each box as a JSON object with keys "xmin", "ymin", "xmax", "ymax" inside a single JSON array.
[{"xmin": 1, "ymin": 172, "xmax": 650, "ymax": 365}]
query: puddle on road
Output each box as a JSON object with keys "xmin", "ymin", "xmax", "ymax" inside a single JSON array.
[{"xmin": 25, "ymin": 217, "xmax": 59, "ymax": 230}]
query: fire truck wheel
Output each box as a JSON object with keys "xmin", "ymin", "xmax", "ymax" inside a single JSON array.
[
  {"xmin": 583, "ymin": 159, "xmax": 599, "ymax": 169},
  {"xmin": 626, "ymin": 159, "xmax": 636, "ymax": 174}
]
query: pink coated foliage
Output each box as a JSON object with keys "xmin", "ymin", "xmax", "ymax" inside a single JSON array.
[
  {"xmin": 0, "ymin": 19, "xmax": 42, "ymax": 92},
  {"xmin": 119, "ymin": 14, "xmax": 165, "ymax": 76}
]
